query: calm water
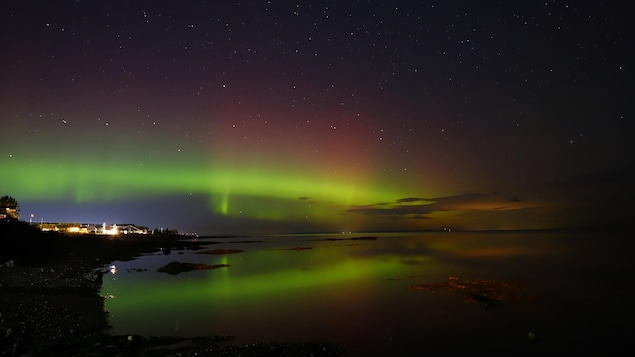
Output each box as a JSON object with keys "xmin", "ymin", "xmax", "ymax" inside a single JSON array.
[{"xmin": 99, "ymin": 231, "xmax": 633, "ymax": 355}]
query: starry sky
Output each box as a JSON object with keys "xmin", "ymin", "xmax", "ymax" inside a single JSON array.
[{"xmin": 2, "ymin": 1, "xmax": 633, "ymax": 235}]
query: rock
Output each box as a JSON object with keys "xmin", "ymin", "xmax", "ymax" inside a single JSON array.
[
  {"xmin": 157, "ymin": 262, "xmax": 231, "ymax": 275},
  {"xmin": 198, "ymin": 249, "xmax": 243, "ymax": 255},
  {"xmin": 84, "ymin": 270, "xmax": 103, "ymax": 283},
  {"xmin": 413, "ymin": 277, "xmax": 538, "ymax": 307},
  {"xmin": 4, "ymin": 259, "xmax": 16, "ymax": 268},
  {"xmin": 325, "ymin": 236, "xmax": 378, "ymax": 241}
]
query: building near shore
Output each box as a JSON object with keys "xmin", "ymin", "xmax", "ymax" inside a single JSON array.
[
  {"xmin": 38, "ymin": 222, "xmax": 148, "ymax": 235},
  {"xmin": 1, "ymin": 207, "xmax": 19, "ymax": 221},
  {"xmin": 99, "ymin": 223, "xmax": 148, "ymax": 235}
]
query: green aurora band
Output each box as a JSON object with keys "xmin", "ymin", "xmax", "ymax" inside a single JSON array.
[{"xmin": 2, "ymin": 158, "xmax": 415, "ymax": 223}]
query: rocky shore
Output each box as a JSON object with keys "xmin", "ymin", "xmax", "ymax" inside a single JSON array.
[
  {"xmin": 0, "ymin": 221, "xmax": 345, "ymax": 356},
  {"xmin": 0, "ymin": 261, "xmax": 107, "ymax": 355}
]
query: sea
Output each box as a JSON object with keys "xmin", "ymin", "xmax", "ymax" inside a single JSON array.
[{"xmin": 99, "ymin": 230, "xmax": 633, "ymax": 355}]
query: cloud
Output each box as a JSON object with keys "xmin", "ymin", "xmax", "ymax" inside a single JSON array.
[
  {"xmin": 345, "ymin": 165, "xmax": 635, "ymax": 230},
  {"xmin": 346, "ymin": 192, "xmax": 539, "ymax": 219},
  {"xmin": 396, "ymin": 197, "xmax": 430, "ymax": 204},
  {"xmin": 345, "ymin": 203, "xmax": 436, "ymax": 217}
]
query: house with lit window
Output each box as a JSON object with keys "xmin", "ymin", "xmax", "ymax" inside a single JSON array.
[
  {"xmin": 2, "ymin": 207, "xmax": 19, "ymax": 220},
  {"xmin": 99, "ymin": 223, "xmax": 147, "ymax": 235},
  {"xmin": 37, "ymin": 222, "xmax": 147, "ymax": 235}
]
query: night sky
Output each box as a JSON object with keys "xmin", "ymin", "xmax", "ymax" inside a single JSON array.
[{"xmin": 2, "ymin": 1, "xmax": 633, "ymax": 235}]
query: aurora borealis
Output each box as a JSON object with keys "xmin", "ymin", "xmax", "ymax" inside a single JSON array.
[{"xmin": 2, "ymin": 1, "xmax": 633, "ymax": 234}]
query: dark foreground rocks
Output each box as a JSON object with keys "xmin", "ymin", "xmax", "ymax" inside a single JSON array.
[
  {"xmin": 0, "ymin": 258, "xmax": 108, "ymax": 355},
  {"xmin": 0, "ymin": 287, "xmax": 108, "ymax": 355}
]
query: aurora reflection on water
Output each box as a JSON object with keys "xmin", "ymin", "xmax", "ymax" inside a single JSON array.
[{"xmin": 99, "ymin": 231, "xmax": 633, "ymax": 355}]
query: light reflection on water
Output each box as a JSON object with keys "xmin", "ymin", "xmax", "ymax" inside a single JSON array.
[{"xmin": 100, "ymin": 231, "xmax": 632, "ymax": 355}]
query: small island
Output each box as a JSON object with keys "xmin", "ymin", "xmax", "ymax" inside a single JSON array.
[{"xmin": 157, "ymin": 261, "xmax": 231, "ymax": 275}]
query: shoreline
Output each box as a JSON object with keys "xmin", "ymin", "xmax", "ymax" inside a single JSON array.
[{"xmin": 1, "ymin": 221, "xmax": 346, "ymax": 356}]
